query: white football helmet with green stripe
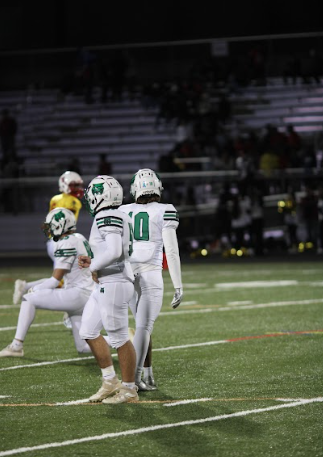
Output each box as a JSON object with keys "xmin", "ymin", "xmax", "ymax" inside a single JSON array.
[
  {"xmin": 84, "ymin": 175, "xmax": 123, "ymax": 216},
  {"xmin": 44, "ymin": 207, "xmax": 76, "ymax": 241},
  {"xmin": 130, "ymin": 169, "xmax": 163, "ymax": 201}
]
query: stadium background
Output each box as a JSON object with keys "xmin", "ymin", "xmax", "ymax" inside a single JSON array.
[{"xmin": 0, "ymin": 1, "xmax": 323, "ymax": 261}]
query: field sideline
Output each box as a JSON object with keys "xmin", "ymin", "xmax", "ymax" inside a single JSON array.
[{"xmin": 0, "ymin": 261, "xmax": 322, "ymax": 456}]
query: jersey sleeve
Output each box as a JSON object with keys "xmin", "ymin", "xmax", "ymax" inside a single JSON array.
[
  {"xmin": 162, "ymin": 204, "xmax": 179, "ymax": 230},
  {"xmin": 95, "ymin": 214, "xmax": 124, "ymax": 238},
  {"xmin": 54, "ymin": 237, "xmax": 77, "ymax": 270}
]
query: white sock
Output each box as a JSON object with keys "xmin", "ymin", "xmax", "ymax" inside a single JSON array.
[
  {"xmin": 122, "ymin": 382, "xmax": 135, "ymax": 389},
  {"xmin": 12, "ymin": 339, "xmax": 23, "ymax": 349},
  {"xmin": 135, "ymin": 367, "xmax": 143, "ymax": 384},
  {"xmin": 101, "ymin": 365, "xmax": 116, "ymax": 381},
  {"xmin": 143, "ymin": 366, "xmax": 153, "ymax": 378}
]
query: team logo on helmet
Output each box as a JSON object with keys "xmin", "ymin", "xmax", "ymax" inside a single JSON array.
[{"xmin": 92, "ymin": 183, "xmax": 104, "ymax": 195}]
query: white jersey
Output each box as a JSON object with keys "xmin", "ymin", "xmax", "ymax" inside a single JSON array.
[
  {"xmin": 120, "ymin": 202, "xmax": 179, "ymax": 267},
  {"xmin": 54, "ymin": 233, "xmax": 94, "ymax": 291},
  {"xmin": 89, "ymin": 208, "xmax": 134, "ymax": 283}
]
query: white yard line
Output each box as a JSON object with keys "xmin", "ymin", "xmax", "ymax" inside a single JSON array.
[
  {"xmin": 1, "ymin": 298, "xmax": 322, "ymax": 333},
  {"xmin": 0, "ymin": 322, "xmax": 64, "ymax": 332},
  {"xmin": 215, "ymin": 280, "xmax": 298, "ymax": 289},
  {"xmin": 0, "ymin": 398, "xmax": 322, "ymax": 456},
  {"xmin": 0, "ymin": 305, "xmax": 20, "ymax": 309}
]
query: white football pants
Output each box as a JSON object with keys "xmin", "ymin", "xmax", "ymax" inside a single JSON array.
[
  {"xmin": 15, "ymin": 287, "xmax": 92, "ymax": 353},
  {"xmin": 80, "ymin": 281, "xmax": 134, "ymax": 349}
]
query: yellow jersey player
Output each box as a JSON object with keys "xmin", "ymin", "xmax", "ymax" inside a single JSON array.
[{"xmin": 50, "ymin": 171, "xmax": 84, "ymax": 221}]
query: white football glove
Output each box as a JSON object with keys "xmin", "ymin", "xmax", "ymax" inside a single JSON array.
[{"xmin": 171, "ymin": 288, "xmax": 183, "ymax": 309}]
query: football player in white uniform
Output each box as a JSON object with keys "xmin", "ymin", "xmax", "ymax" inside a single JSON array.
[
  {"xmin": 120, "ymin": 168, "xmax": 183, "ymax": 391},
  {"xmin": 0, "ymin": 208, "xmax": 95, "ymax": 358},
  {"xmin": 13, "ymin": 171, "xmax": 84, "ymax": 306},
  {"xmin": 78, "ymin": 175, "xmax": 138, "ymax": 404}
]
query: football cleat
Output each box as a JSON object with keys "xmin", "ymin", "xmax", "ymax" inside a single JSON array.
[
  {"xmin": 102, "ymin": 385, "xmax": 139, "ymax": 404},
  {"xmin": 135, "ymin": 380, "xmax": 154, "ymax": 391},
  {"xmin": 0, "ymin": 344, "xmax": 24, "ymax": 358},
  {"xmin": 88, "ymin": 376, "xmax": 122, "ymax": 402},
  {"xmin": 13, "ymin": 280, "xmax": 27, "ymax": 305},
  {"xmin": 143, "ymin": 375, "xmax": 158, "ymax": 390},
  {"xmin": 63, "ymin": 312, "xmax": 72, "ymax": 329}
]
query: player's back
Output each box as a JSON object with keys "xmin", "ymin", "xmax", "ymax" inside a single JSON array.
[
  {"xmin": 120, "ymin": 201, "xmax": 178, "ymax": 266},
  {"xmin": 54, "ymin": 233, "xmax": 94, "ymax": 291},
  {"xmin": 90, "ymin": 208, "xmax": 134, "ymax": 283},
  {"xmin": 50, "ymin": 193, "xmax": 82, "ymax": 220}
]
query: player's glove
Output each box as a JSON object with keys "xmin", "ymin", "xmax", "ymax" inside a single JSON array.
[{"xmin": 171, "ymin": 288, "xmax": 183, "ymax": 309}]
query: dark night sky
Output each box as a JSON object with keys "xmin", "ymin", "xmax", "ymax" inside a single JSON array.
[{"xmin": 0, "ymin": 0, "xmax": 322, "ymax": 51}]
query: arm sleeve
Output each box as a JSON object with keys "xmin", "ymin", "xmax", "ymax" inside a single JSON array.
[
  {"xmin": 90, "ymin": 232, "xmax": 122, "ymax": 272},
  {"xmin": 162, "ymin": 228, "xmax": 182, "ymax": 289}
]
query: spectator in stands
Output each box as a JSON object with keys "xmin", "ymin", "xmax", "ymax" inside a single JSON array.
[
  {"xmin": 317, "ymin": 186, "xmax": 323, "ymax": 254},
  {"xmin": 98, "ymin": 154, "xmax": 112, "ymax": 175},
  {"xmin": 231, "ymin": 190, "xmax": 252, "ymax": 250},
  {"xmin": 250, "ymin": 187, "xmax": 264, "ymax": 256},
  {"xmin": 98, "ymin": 56, "xmax": 112, "ymax": 103},
  {"xmin": 248, "ymin": 44, "xmax": 266, "ymax": 86},
  {"xmin": 67, "ymin": 157, "xmax": 82, "ymax": 175},
  {"xmin": 283, "ymin": 55, "xmax": 302, "ymax": 85},
  {"xmin": 0, "ymin": 109, "xmax": 17, "ymax": 165},
  {"xmin": 278, "ymin": 188, "xmax": 299, "ymax": 253},
  {"xmin": 214, "ymin": 182, "xmax": 233, "ymax": 252},
  {"xmin": 217, "ymin": 94, "xmax": 232, "ymax": 125},
  {"xmin": 302, "ymin": 49, "xmax": 322, "ymax": 85},
  {"xmin": 314, "ymin": 130, "xmax": 323, "ymax": 170},
  {"xmin": 300, "ymin": 185, "xmax": 318, "ymax": 247},
  {"xmin": 286, "ymin": 125, "xmax": 302, "ymax": 166},
  {"xmin": 110, "ymin": 51, "xmax": 127, "ymax": 102}
]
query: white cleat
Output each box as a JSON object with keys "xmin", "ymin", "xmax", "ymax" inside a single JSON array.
[
  {"xmin": 63, "ymin": 312, "xmax": 72, "ymax": 329},
  {"xmin": 13, "ymin": 280, "xmax": 27, "ymax": 305},
  {"xmin": 102, "ymin": 385, "xmax": 139, "ymax": 404},
  {"xmin": 88, "ymin": 376, "xmax": 122, "ymax": 402},
  {"xmin": 0, "ymin": 344, "xmax": 24, "ymax": 358}
]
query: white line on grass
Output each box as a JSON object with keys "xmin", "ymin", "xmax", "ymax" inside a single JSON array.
[
  {"xmin": 0, "ymin": 398, "xmax": 322, "ymax": 456},
  {"xmin": 1, "ymin": 298, "xmax": 322, "ymax": 334},
  {"xmin": 0, "ymin": 305, "xmax": 20, "ymax": 309},
  {"xmin": 164, "ymin": 398, "xmax": 213, "ymax": 406},
  {"xmin": 0, "ymin": 322, "xmax": 64, "ymax": 332},
  {"xmin": 215, "ymin": 280, "xmax": 298, "ymax": 289}
]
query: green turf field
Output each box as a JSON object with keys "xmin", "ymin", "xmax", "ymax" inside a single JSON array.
[{"xmin": 0, "ymin": 261, "xmax": 323, "ymax": 457}]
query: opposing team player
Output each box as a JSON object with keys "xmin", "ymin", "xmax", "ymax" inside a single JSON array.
[
  {"xmin": 120, "ymin": 168, "xmax": 183, "ymax": 390},
  {"xmin": 78, "ymin": 175, "xmax": 138, "ymax": 404},
  {"xmin": 13, "ymin": 171, "xmax": 84, "ymax": 312},
  {"xmin": 0, "ymin": 208, "xmax": 95, "ymax": 357}
]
